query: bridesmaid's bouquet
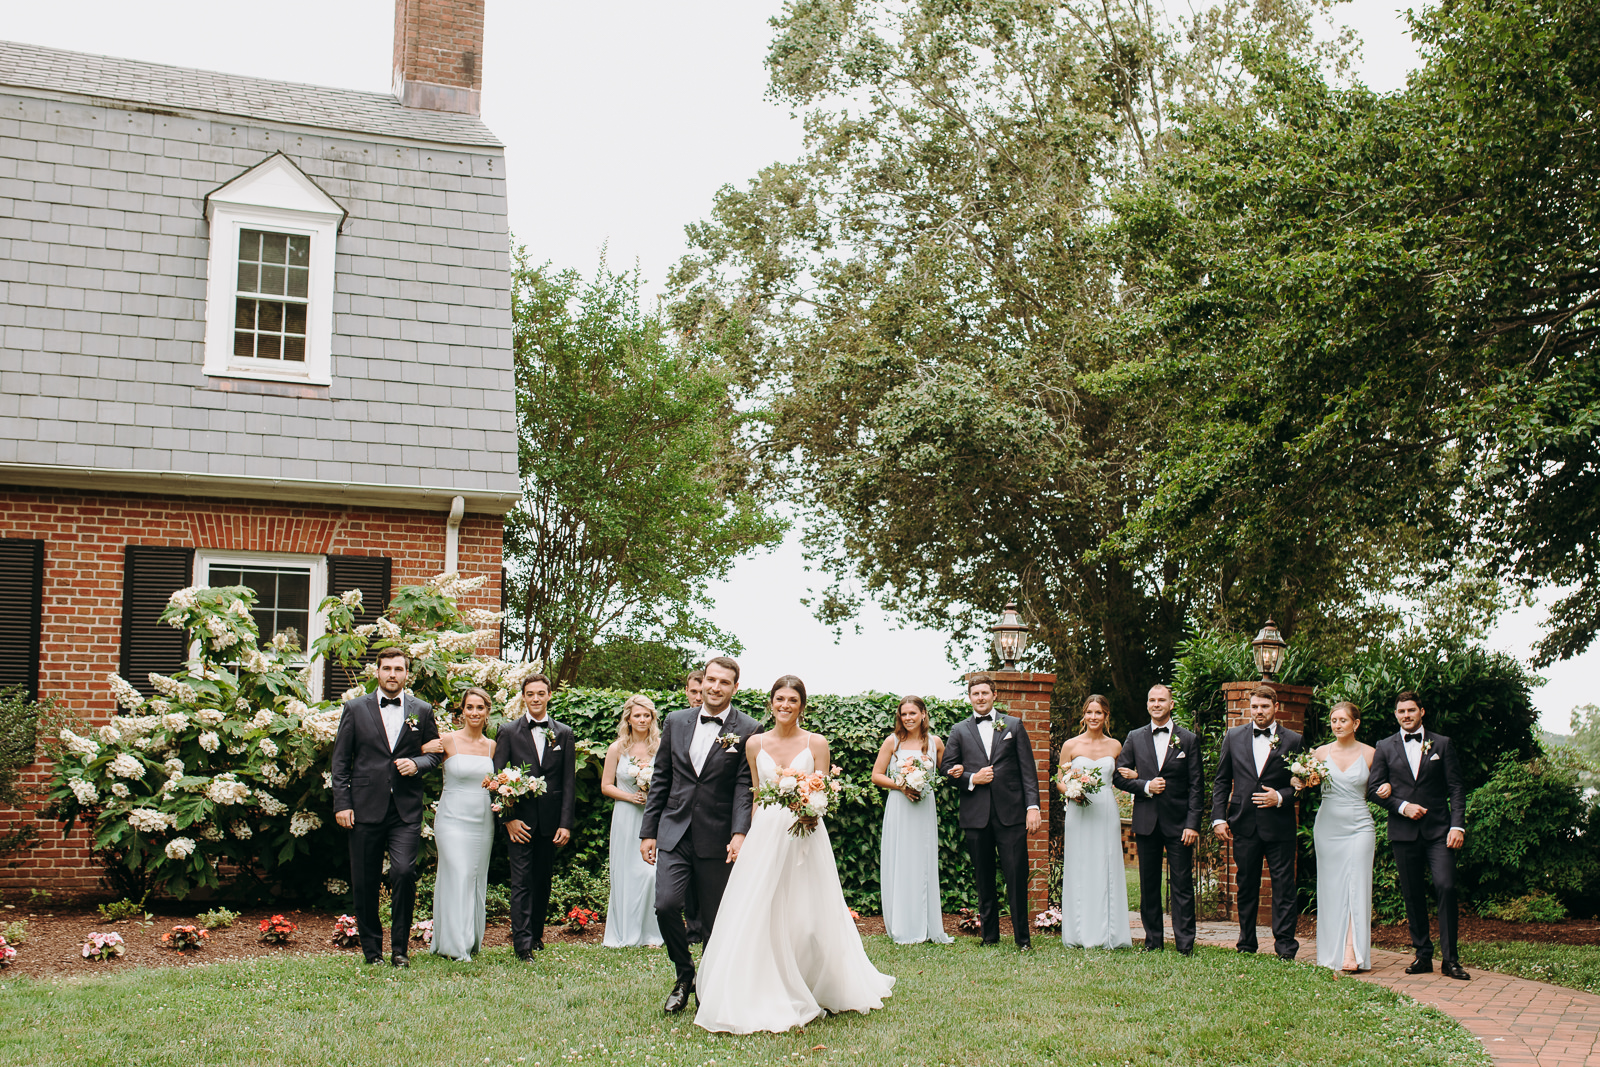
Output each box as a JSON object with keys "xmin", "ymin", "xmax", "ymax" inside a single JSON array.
[
  {"xmin": 1057, "ymin": 765, "xmax": 1104, "ymax": 806},
  {"xmin": 482, "ymin": 764, "xmax": 547, "ymax": 816},
  {"xmin": 1290, "ymin": 753, "xmax": 1331, "ymax": 790},
  {"xmin": 755, "ymin": 763, "xmax": 847, "ymax": 837},
  {"xmin": 889, "ymin": 753, "xmax": 938, "ymax": 802},
  {"xmin": 633, "ymin": 760, "xmax": 653, "ymax": 794}
]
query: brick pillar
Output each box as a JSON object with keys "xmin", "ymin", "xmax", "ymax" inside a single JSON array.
[
  {"xmin": 1216, "ymin": 681, "xmax": 1314, "ymax": 922},
  {"xmin": 969, "ymin": 670, "xmax": 1056, "ymax": 922}
]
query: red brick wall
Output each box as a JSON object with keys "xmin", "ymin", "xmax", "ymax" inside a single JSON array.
[
  {"xmin": 0, "ymin": 485, "xmax": 504, "ymax": 896},
  {"xmin": 393, "ymin": 0, "xmax": 484, "ymax": 91},
  {"xmin": 972, "ymin": 671, "xmax": 1057, "ymax": 920}
]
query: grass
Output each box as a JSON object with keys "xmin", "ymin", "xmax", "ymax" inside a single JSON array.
[
  {"xmin": 1459, "ymin": 940, "xmax": 1600, "ymax": 995},
  {"xmin": 0, "ymin": 939, "xmax": 1488, "ymax": 1067}
]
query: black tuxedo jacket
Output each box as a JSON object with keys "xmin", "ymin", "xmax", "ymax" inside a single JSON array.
[
  {"xmin": 1209, "ymin": 723, "xmax": 1302, "ymax": 841},
  {"xmin": 940, "ymin": 713, "xmax": 1041, "ymax": 830},
  {"xmin": 640, "ymin": 707, "xmax": 759, "ymax": 859},
  {"xmin": 1368, "ymin": 729, "xmax": 1466, "ymax": 843},
  {"xmin": 493, "ymin": 715, "xmax": 578, "ymax": 836},
  {"xmin": 1114, "ymin": 722, "xmax": 1205, "ymax": 836},
  {"xmin": 330, "ymin": 691, "xmax": 440, "ymax": 824}
]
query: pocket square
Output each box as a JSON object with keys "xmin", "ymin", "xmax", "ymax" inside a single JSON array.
[
  {"xmin": 1003, "ymin": 732, "xmax": 1013, "ymax": 740},
  {"xmin": 1429, "ymin": 753, "xmax": 1440, "ymax": 760},
  {"xmin": 1177, "ymin": 752, "xmax": 1188, "ymax": 759},
  {"xmin": 550, "ymin": 745, "xmax": 563, "ymax": 752}
]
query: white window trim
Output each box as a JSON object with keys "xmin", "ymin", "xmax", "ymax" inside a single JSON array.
[
  {"xmin": 194, "ymin": 550, "xmax": 328, "ymax": 700},
  {"xmin": 202, "ymin": 155, "xmax": 343, "ymax": 386}
]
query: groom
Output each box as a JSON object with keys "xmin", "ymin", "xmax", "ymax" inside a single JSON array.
[
  {"xmin": 641, "ymin": 656, "xmax": 760, "ymax": 1012},
  {"xmin": 940, "ymin": 673, "xmax": 1041, "ymax": 950},
  {"xmin": 330, "ymin": 647, "xmax": 441, "ymax": 966}
]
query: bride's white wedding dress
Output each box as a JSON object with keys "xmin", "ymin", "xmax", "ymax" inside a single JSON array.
[{"xmin": 694, "ymin": 744, "xmax": 895, "ymax": 1034}]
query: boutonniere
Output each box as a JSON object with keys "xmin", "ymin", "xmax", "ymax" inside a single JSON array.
[
  {"xmin": 1268, "ymin": 732, "xmax": 1281, "ymax": 751},
  {"xmin": 714, "ymin": 733, "xmax": 740, "ymax": 751},
  {"xmin": 1421, "ymin": 739, "xmax": 1434, "ymax": 756},
  {"xmin": 403, "ymin": 718, "xmax": 418, "ymax": 733},
  {"xmin": 1168, "ymin": 735, "xmax": 1183, "ymax": 755},
  {"xmin": 991, "ymin": 714, "xmax": 1007, "ymax": 733}
]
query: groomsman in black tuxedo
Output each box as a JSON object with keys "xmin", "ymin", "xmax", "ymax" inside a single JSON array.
[
  {"xmin": 940, "ymin": 673, "xmax": 1042, "ymax": 950},
  {"xmin": 495, "ymin": 673, "xmax": 578, "ymax": 960},
  {"xmin": 1115, "ymin": 684, "xmax": 1205, "ymax": 954},
  {"xmin": 641, "ymin": 656, "xmax": 761, "ymax": 1011},
  {"xmin": 331, "ymin": 647, "xmax": 441, "ymax": 966},
  {"xmin": 682, "ymin": 668, "xmax": 706, "ymax": 945},
  {"xmin": 1368, "ymin": 690, "xmax": 1470, "ymax": 980},
  {"xmin": 1211, "ymin": 684, "xmax": 1303, "ymax": 959}
]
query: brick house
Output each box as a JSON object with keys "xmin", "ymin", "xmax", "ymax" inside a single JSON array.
[{"xmin": 0, "ymin": 0, "xmax": 518, "ymax": 894}]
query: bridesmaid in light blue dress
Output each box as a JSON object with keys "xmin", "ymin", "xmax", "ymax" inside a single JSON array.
[
  {"xmin": 601, "ymin": 694, "xmax": 663, "ymax": 947},
  {"xmin": 1304, "ymin": 701, "xmax": 1379, "ymax": 972},
  {"xmin": 870, "ymin": 696, "xmax": 953, "ymax": 944},
  {"xmin": 424, "ymin": 687, "xmax": 497, "ymax": 960},
  {"xmin": 1056, "ymin": 695, "xmax": 1132, "ymax": 949}
]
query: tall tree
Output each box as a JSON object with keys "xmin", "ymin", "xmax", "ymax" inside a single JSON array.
[
  {"xmin": 671, "ymin": 0, "xmax": 1357, "ymax": 704},
  {"xmin": 504, "ymin": 252, "xmax": 785, "ymax": 684}
]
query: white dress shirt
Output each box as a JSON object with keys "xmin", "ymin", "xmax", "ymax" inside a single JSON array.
[
  {"xmin": 1398, "ymin": 727, "xmax": 1464, "ymax": 832},
  {"xmin": 379, "ymin": 692, "xmax": 405, "ymax": 749},
  {"xmin": 526, "ymin": 712, "xmax": 551, "ymax": 762},
  {"xmin": 1213, "ymin": 723, "xmax": 1282, "ymax": 827},
  {"xmin": 1144, "ymin": 722, "xmax": 1172, "ymax": 796},
  {"xmin": 967, "ymin": 714, "xmax": 1039, "ymax": 812},
  {"xmin": 690, "ymin": 709, "xmax": 726, "ymax": 775}
]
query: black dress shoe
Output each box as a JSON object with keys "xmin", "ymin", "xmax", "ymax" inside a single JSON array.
[
  {"xmin": 1177, "ymin": 947, "xmax": 1194, "ymax": 957},
  {"xmin": 1141, "ymin": 945, "xmax": 1164, "ymax": 953},
  {"xmin": 515, "ymin": 950, "xmax": 534, "ymax": 962},
  {"xmin": 1405, "ymin": 958, "xmax": 1433, "ymax": 974},
  {"xmin": 664, "ymin": 979, "xmax": 693, "ymax": 1013},
  {"xmin": 391, "ymin": 954, "xmax": 410, "ymax": 968},
  {"xmin": 530, "ymin": 941, "xmax": 544, "ymax": 951},
  {"xmin": 1441, "ymin": 962, "xmax": 1470, "ymax": 981},
  {"xmin": 979, "ymin": 938, "xmax": 1000, "ymax": 946},
  {"xmin": 363, "ymin": 954, "xmax": 383, "ymax": 966},
  {"xmin": 1017, "ymin": 942, "xmax": 1033, "ymax": 952},
  {"xmin": 1236, "ymin": 947, "xmax": 1256, "ymax": 954}
]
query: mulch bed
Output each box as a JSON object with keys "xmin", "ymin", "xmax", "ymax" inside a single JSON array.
[{"xmin": 1374, "ymin": 915, "xmax": 1600, "ymax": 948}]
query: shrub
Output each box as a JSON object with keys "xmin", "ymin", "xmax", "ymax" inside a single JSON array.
[
  {"xmin": 546, "ymin": 866, "xmax": 609, "ymax": 922},
  {"xmin": 2, "ymin": 919, "xmax": 27, "ymax": 945},
  {"xmin": 0, "ymin": 685, "xmax": 42, "ymax": 806},
  {"xmin": 484, "ymin": 883, "xmax": 512, "ymax": 923},
  {"xmin": 1479, "ymin": 891, "xmax": 1569, "ymax": 923},
  {"xmin": 198, "ymin": 907, "xmax": 237, "ymax": 930},
  {"xmin": 97, "ymin": 898, "xmax": 144, "ymax": 922},
  {"xmin": 1461, "ymin": 753, "xmax": 1600, "ymax": 915},
  {"xmin": 160, "ymin": 924, "xmax": 208, "ymax": 951}
]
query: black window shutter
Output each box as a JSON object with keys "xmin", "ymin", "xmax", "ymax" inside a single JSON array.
[
  {"xmin": 120, "ymin": 545, "xmax": 195, "ymax": 697},
  {"xmin": 0, "ymin": 539, "xmax": 45, "ymax": 700},
  {"xmin": 324, "ymin": 555, "xmax": 392, "ymax": 698}
]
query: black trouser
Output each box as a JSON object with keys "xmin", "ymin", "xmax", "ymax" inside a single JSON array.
[
  {"xmin": 654, "ymin": 841, "xmax": 733, "ymax": 983},
  {"xmin": 348, "ymin": 798, "xmax": 421, "ymax": 960},
  {"xmin": 1135, "ymin": 829, "xmax": 1196, "ymax": 952},
  {"xmin": 1392, "ymin": 835, "xmax": 1458, "ymax": 964},
  {"xmin": 1232, "ymin": 830, "xmax": 1299, "ymax": 957},
  {"xmin": 508, "ymin": 832, "xmax": 558, "ymax": 952},
  {"xmin": 964, "ymin": 817, "xmax": 1030, "ymax": 946}
]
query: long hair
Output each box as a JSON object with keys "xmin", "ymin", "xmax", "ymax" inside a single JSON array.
[
  {"xmin": 769, "ymin": 675, "xmax": 807, "ymax": 710},
  {"xmin": 1078, "ymin": 693, "xmax": 1112, "ymax": 734},
  {"xmin": 616, "ymin": 693, "xmax": 661, "ymax": 755},
  {"xmin": 892, "ymin": 695, "xmax": 930, "ymax": 745},
  {"xmin": 456, "ymin": 686, "xmax": 493, "ymax": 726}
]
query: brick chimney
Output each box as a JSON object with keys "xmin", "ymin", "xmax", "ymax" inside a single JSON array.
[{"xmin": 392, "ymin": 0, "xmax": 484, "ymax": 116}]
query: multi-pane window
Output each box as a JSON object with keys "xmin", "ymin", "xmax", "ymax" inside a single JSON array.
[
  {"xmin": 208, "ymin": 565, "xmax": 312, "ymax": 651},
  {"xmin": 233, "ymin": 229, "xmax": 310, "ymax": 363}
]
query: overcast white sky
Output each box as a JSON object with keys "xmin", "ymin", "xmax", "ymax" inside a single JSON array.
[{"xmin": 7, "ymin": 1, "xmax": 1593, "ymax": 728}]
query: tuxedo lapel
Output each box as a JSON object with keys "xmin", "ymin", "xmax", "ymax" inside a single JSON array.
[
  {"xmin": 363, "ymin": 694, "xmax": 391, "ymax": 753},
  {"xmin": 1391, "ymin": 735, "xmax": 1418, "ymax": 784}
]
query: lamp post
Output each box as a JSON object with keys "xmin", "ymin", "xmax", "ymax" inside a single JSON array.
[
  {"xmin": 989, "ymin": 601, "xmax": 1032, "ymax": 670},
  {"xmin": 1251, "ymin": 618, "xmax": 1287, "ymax": 681}
]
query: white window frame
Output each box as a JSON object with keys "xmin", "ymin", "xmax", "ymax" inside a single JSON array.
[
  {"xmin": 202, "ymin": 155, "xmax": 343, "ymax": 386},
  {"xmin": 194, "ymin": 550, "xmax": 328, "ymax": 700}
]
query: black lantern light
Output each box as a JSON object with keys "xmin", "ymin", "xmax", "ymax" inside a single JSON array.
[
  {"xmin": 989, "ymin": 601, "xmax": 1032, "ymax": 670},
  {"xmin": 1251, "ymin": 618, "xmax": 1288, "ymax": 681}
]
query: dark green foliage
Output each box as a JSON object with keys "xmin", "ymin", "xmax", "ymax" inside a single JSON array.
[
  {"xmin": 0, "ymin": 685, "xmax": 40, "ymax": 806},
  {"xmin": 562, "ymin": 639, "xmax": 696, "ymax": 692},
  {"xmin": 1478, "ymin": 892, "xmax": 1569, "ymax": 924},
  {"xmin": 1461, "ymin": 754, "xmax": 1599, "ymax": 918}
]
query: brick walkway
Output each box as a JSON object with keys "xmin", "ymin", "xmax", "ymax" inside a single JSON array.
[{"xmin": 1129, "ymin": 914, "xmax": 1600, "ymax": 1066}]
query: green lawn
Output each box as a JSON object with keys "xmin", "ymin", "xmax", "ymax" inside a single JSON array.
[
  {"xmin": 1459, "ymin": 941, "xmax": 1600, "ymax": 995},
  {"xmin": 0, "ymin": 939, "xmax": 1488, "ymax": 1067}
]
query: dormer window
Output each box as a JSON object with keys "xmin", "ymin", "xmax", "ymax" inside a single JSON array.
[{"xmin": 203, "ymin": 154, "xmax": 346, "ymax": 385}]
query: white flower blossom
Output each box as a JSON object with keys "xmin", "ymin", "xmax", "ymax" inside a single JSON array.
[
  {"xmin": 778, "ymin": 775, "xmax": 798, "ymax": 795},
  {"xmin": 436, "ymin": 629, "xmax": 494, "ymax": 653},
  {"xmin": 108, "ymin": 753, "xmax": 145, "ymax": 780},
  {"xmin": 325, "ymin": 878, "xmax": 350, "ymax": 895},
  {"xmin": 127, "ymin": 807, "xmax": 175, "ymax": 833},
  {"xmin": 98, "ymin": 724, "xmax": 123, "ymax": 745},
  {"xmin": 805, "ymin": 791, "xmax": 829, "ymax": 816},
  {"xmin": 167, "ymin": 586, "xmax": 200, "ymax": 611},
  {"xmin": 258, "ymin": 762, "xmax": 289, "ymax": 788},
  {"xmin": 68, "ymin": 777, "xmax": 99, "ymax": 805},
  {"xmin": 60, "ymin": 728, "xmax": 100, "ymax": 759},
  {"xmin": 406, "ymin": 640, "xmax": 436, "ymax": 659},
  {"xmin": 240, "ymin": 646, "xmax": 272, "ymax": 675},
  {"xmin": 198, "ymin": 731, "xmax": 220, "ymax": 752},
  {"xmin": 234, "ymin": 698, "xmax": 250, "ymax": 713},
  {"xmin": 159, "ymin": 774, "xmax": 182, "ymax": 796},
  {"xmin": 148, "ymin": 673, "xmax": 198, "ymax": 704},
  {"xmin": 420, "ymin": 823, "xmax": 434, "ymax": 840},
  {"xmin": 205, "ymin": 773, "xmax": 250, "ymax": 805},
  {"xmin": 254, "ymin": 790, "xmax": 287, "ymax": 815},
  {"xmin": 163, "ymin": 712, "xmax": 190, "ymax": 732},
  {"xmin": 270, "ymin": 630, "xmax": 294, "ymax": 652},
  {"xmin": 322, "ymin": 771, "xmax": 334, "ymax": 790},
  {"xmin": 229, "ymin": 820, "xmax": 252, "ymax": 839},
  {"xmin": 226, "ymin": 743, "xmax": 247, "ymax": 755},
  {"xmin": 375, "ymin": 616, "xmax": 402, "ymax": 640},
  {"xmin": 258, "ymin": 737, "xmax": 279, "ymax": 759},
  {"xmin": 107, "ymin": 674, "xmax": 145, "ymax": 711},
  {"xmin": 200, "ymin": 823, "xmax": 224, "ymax": 841},
  {"xmin": 283, "ymin": 699, "xmax": 312, "ymax": 720},
  {"xmin": 110, "ymin": 782, "xmax": 130, "ymax": 798},
  {"xmin": 464, "ymin": 608, "xmax": 505, "ymax": 627},
  {"xmin": 195, "ymin": 709, "xmax": 225, "ymax": 727},
  {"xmin": 249, "ymin": 710, "xmax": 275, "ymax": 730},
  {"xmin": 341, "ymin": 685, "xmax": 365, "ymax": 702},
  {"xmin": 164, "ymin": 837, "xmax": 196, "ymax": 860},
  {"xmin": 229, "ymin": 598, "xmax": 250, "ymax": 618},
  {"xmin": 148, "ymin": 698, "xmax": 171, "ymax": 714},
  {"xmin": 205, "ymin": 614, "xmax": 239, "ymax": 650},
  {"xmin": 163, "ymin": 757, "xmax": 185, "ymax": 776},
  {"xmin": 289, "ymin": 811, "xmax": 322, "ymax": 837},
  {"xmin": 353, "ymin": 624, "xmax": 377, "ymax": 637},
  {"xmin": 339, "ymin": 588, "xmax": 364, "ymax": 609},
  {"xmin": 300, "ymin": 709, "xmax": 342, "ymax": 744}
]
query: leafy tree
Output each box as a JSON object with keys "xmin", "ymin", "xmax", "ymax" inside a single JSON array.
[
  {"xmin": 1462, "ymin": 753, "xmax": 1600, "ymax": 918},
  {"xmin": 670, "ymin": 0, "xmax": 1356, "ymax": 706},
  {"xmin": 563, "ymin": 638, "xmax": 695, "ymax": 692},
  {"xmin": 1566, "ymin": 703, "xmax": 1600, "ymax": 797},
  {"xmin": 504, "ymin": 252, "xmax": 785, "ymax": 684}
]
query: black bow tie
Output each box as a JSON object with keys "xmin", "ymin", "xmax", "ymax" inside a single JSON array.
[
  {"xmin": 1405, "ymin": 732, "xmax": 1423, "ymax": 743},
  {"xmin": 1151, "ymin": 726, "xmax": 1169, "ymax": 735},
  {"xmin": 699, "ymin": 715, "xmax": 723, "ymax": 727},
  {"xmin": 379, "ymin": 696, "xmax": 402, "ymax": 708},
  {"xmin": 975, "ymin": 714, "xmax": 994, "ymax": 723},
  {"xmin": 1253, "ymin": 727, "xmax": 1273, "ymax": 738},
  {"xmin": 530, "ymin": 720, "xmax": 550, "ymax": 731}
]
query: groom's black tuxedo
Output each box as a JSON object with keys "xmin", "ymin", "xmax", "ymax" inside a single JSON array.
[
  {"xmin": 1369, "ymin": 728, "xmax": 1466, "ymax": 965},
  {"xmin": 941, "ymin": 712, "xmax": 1040, "ymax": 947},
  {"xmin": 642, "ymin": 706, "xmax": 760, "ymax": 983},
  {"xmin": 329, "ymin": 690, "xmax": 440, "ymax": 961},
  {"xmin": 1115, "ymin": 722, "xmax": 1203, "ymax": 952},
  {"xmin": 494, "ymin": 715, "xmax": 578, "ymax": 952},
  {"xmin": 1211, "ymin": 721, "xmax": 1302, "ymax": 957}
]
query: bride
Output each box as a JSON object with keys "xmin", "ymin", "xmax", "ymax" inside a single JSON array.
[{"xmin": 694, "ymin": 675, "xmax": 895, "ymax": 1034}]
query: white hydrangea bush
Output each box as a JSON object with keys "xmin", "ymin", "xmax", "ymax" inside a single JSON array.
[{"xmin": 46, "ymin": 574, "xmax": 531, "ymax": 901}]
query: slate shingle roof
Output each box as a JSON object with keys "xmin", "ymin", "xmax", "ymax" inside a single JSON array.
[{"xmin": 0, "ymin": 38, "xmax": 500, "ymax": 148}]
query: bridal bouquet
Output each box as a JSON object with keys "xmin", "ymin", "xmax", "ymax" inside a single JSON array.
[
  {"xmin": 1057, "ymin": 765, "xmax": 1104, "ymax": 806},
  {"xmin": 482, "ymin": 765, "xmax": 547, "ymax": 815},
  {"xmin": 889, "ymin": 753, "xmax": 938, "ymax": 802},
  {"xmin": 1290, "ymin": 753, "xmax": 1331, "ymax": 790},
  {"xmin": 755, "ymin": 763, "xmax": 847, "ymax": 837}
]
